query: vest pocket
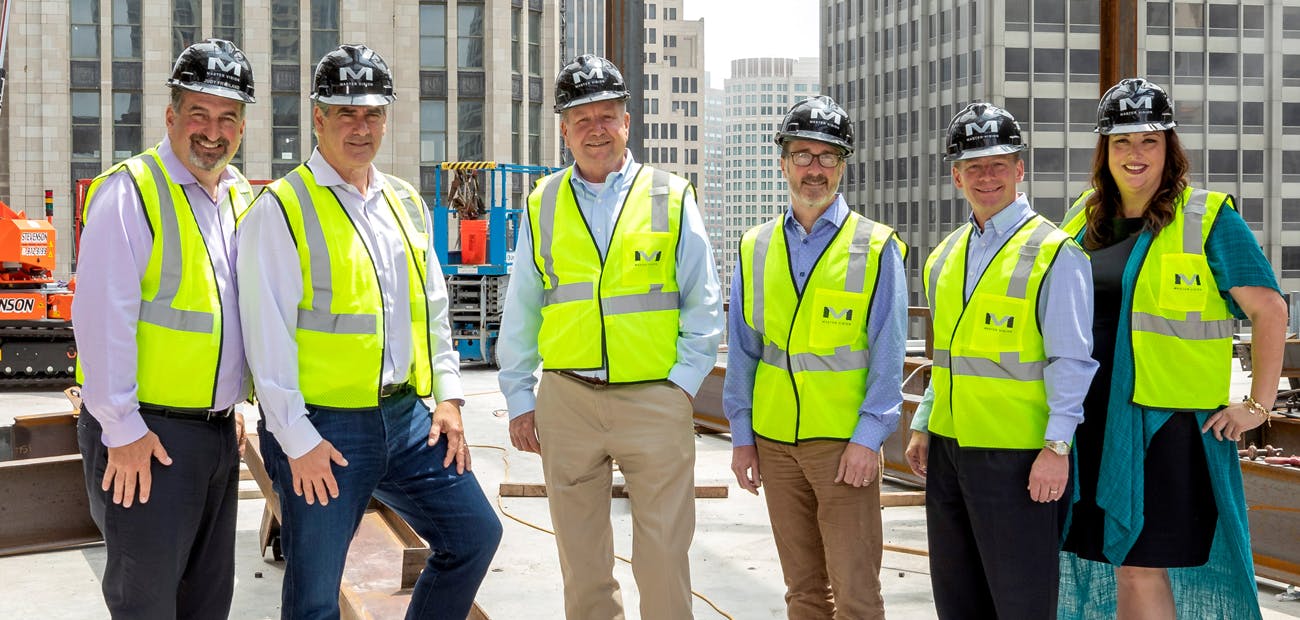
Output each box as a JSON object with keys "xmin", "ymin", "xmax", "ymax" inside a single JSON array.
[
  {"xmin": 624, "ymin": 232, "xmax": 674, "ymax": 286},
  {"xmin": 963, "ymin": 293, "xmax": 1028, "ymax": 353},
  {"xmin": 808, "ymin": 288, "xmax": 867, "ymax": 349},
  {"xmin": 1158, "ymin": 253, "xmax": 1211, "ymax": 312}
]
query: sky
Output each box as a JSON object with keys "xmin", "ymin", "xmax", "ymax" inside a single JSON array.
[{"xmin": 682, "ymin": 0, "xmax": 821, "ymax": 89}]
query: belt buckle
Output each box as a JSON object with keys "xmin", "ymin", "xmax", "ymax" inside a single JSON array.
[{"xmin": 380, "ymin": 383, "xmax": 406, "ymax": 398}]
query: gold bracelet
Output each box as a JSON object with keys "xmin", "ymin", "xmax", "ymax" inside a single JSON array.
[{"xmin": 1243, "ymin": 395, "xmax": 1272, "ymax": 427}]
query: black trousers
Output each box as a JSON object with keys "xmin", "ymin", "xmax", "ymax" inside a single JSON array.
[
  {"xmin": 78, "ymin": 408, "xmax": 240, "ymax": 620},
  {"xmin": 926, "ymin": 433, "xmax": 1071, "ymax": 620}
]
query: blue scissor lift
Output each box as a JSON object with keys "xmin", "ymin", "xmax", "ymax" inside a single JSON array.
[{"xmin": 430, "ymin": 162, "xmax": 559, "ymax": 367}]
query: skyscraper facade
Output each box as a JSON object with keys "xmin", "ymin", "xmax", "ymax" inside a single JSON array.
[{"xmin": 822, "ymin": 0, "xmax": 1295, "ymax": 298}]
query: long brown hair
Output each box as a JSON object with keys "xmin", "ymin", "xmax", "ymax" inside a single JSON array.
[{"xmin": 1082, "ymin": 130, "xmax": 1190, "ymax": 250}]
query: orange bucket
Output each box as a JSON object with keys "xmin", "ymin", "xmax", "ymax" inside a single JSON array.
[{"xmin": 459, "ymin": 219, "xmax": 487, "ymax": 265}]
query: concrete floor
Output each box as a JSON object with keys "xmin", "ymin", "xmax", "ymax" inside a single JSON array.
[{"xmin": 1, "ymin": 368, "xmax": 1298, "ymax": 619}]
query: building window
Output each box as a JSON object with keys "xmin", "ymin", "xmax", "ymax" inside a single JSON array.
[
  {"xmin": 1174, "ymin": 2, "xmax": 1205, "ymax": 37},
  {"xmin": 173, "ymin": 0, "xmax": 200, "ymax": 58},
  {"xmin": 1033, "ymin": 0, "xmax": 1065, "ymax": 30},
  {"xmin": 529, "ymin": 9, "xmax": 541, "ymax": 76},
  {"xmin": 113, "ymin": 92, "xmax": 142, "ymax": 161},
  {"xmin": 311, "ymin": 0, "xmax": 339, "ymax": 62},
  {"xmin": 72, "ymin": 0, "xmax": 100, "ymax": 60},
  {"xmin": 458, "ymin": 100, "xmax": 483, "ymax": 161},
  {"xmin": 512, "ymin": 101, "xmax": 521, "ymax": 163},
  {"xmin": 273, "ymin": 96, "xmax": 300, "ymax": 164},
  {"xmin": 458, "ymin": 2, "xmax": 485, "ymax": 70},
  {"xmin": 529, "ymin": 103, "xmax": 541, "ymax": 164},
  {"xmin": 271, "ymin": 0, "xmax": 300, "ymax": 63},
  {"xmin": 421, "ymin": 100, "xmax": 447, "ymax": 163},
  {"xmin": 512, "ymin": 7, "xmax": 521, "ymax": 73},
  {"xmin": 72, "ymin": 91, "xmax": 102, "ymax": 161},
  {"xmin": 420, "ymin": 2, "xmax": 446, "ymax": 70},
  {"xmin": 1148, "ymin": 2, "xmax": 1170, "ymax": 36},
  {"xmin": 212, "ymin": 0, "xmax": 242, "ymax": 47},
  {"xmin": 1207, "ymin": 4, "xmax": 1237, "ymax": 36},
  {"xmin": 113, "ymin": 0, "xmax": 142, "ymax": 60},
  {"xmin": 1285, "ymin": 7, "xmax": 1300, "ymax": 36}
]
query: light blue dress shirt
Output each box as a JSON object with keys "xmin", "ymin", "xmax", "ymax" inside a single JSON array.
[
  {"xmin": 497, "ymin": 151, "xmax": 724, "ymax": 418},
  {"xmin": 722, "ymin": 196, "xmax": 908, "ymax": 451},
  {"xmin": 910, "ymin": 194, "xmax": 1098, "ymax": 442}
]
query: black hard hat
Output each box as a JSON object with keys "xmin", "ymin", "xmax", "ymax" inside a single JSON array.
[
  {"xmin": 773, "ymin": 95, "xmax": 854, "ymax": 156},
  {"xmin": 1095, "ymin": 78, "xmax": 1177, "ymax": 135},
  {"xmin": 554, "ymin": 55, "xmax": 629, "ymax": 113},
  {"xmin": 167, "ymin": 39, "xmax": 255, "ymax": 103},
  {"xmin": 945, "ymin": 102, "xmax": 1026, "ymax": 161},
  {"xmin": 311, "ymin": 44, "xmax": 396, "ymax": 106}
]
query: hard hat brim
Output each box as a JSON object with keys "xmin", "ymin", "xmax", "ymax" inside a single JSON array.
[
  {"xmin": 946, "ymin": 143, "xmax": 1026, "ymax": 162},
  {"xmin": 775, "ymin": 131, "xmax": 854, "ymax": 157},
  {"xmin": 169, "ymin": 82, "xmax": 256, "ymax": 104},
  {"xmin": 554, "ymin": 91, "xmax": 630, "ymax": 114},
  {"xmin": 1096, "ymin": 121, "xmax": 1177, "ymax": 135},
  {"xmin": 311, "ymin": 93, "xmax": 396, "ymax": 106}
]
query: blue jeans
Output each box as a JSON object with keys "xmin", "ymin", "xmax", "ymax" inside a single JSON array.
[{"xmin": 258, "ymin": 388, "xmax": 502, "ymax": 620}]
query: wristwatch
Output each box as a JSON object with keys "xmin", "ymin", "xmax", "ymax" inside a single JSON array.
[{"xmin": 1044, "ymin": 440, "xmax": 1071, "ymax": 456}]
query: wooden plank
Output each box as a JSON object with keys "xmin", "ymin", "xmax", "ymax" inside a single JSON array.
[
  {"xmin": 881, "ymin": 491, "xmax": 926, "ymax": 508},
  {"xmin": 0, "ymin": 453, "xmax": 102, "ymax": 556},
  {"xmin": 1242, "ymin": 460, "xmax": 1300, "ymax": 586},
  {"xmin": 499, "ymin": 482, "xmax": 728, "ymax": 499}
]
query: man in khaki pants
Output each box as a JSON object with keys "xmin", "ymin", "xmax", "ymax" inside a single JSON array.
[
  {"xmin": 497, "ymin": 54, "xmax": 723, "ymax": 618},
  {"xmin": 723, "ymin": 96, "xmax": 907, "ymax": 618}
]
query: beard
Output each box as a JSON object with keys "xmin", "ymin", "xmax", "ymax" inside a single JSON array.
[{"xmin": 186, "ymin": 135, "xmax": 233, "ymax": 172}]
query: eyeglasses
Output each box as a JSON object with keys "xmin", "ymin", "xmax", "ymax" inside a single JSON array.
[{"xmin": 786, "ymin": 151, "xmax": 844, "ymax": 168}]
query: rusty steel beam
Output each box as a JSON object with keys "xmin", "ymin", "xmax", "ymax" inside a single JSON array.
[
  {"xmin": 0, "ymin": 453, "xmax": 101, "ymax": 556},
  {"xmin": 1099, "ymin": 0, "xmax": 1139, "ymax": 92},
  {"xmin": 603, "ymin": 0, "xmax": 644, "ymax": 158},
  {"xmin": 1242, "ymin": 460, "xmax": 1300, "ymax": 586}
]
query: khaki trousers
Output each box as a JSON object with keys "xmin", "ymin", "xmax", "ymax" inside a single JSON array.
[
  {"xmin": 757, "ymin": 437, "xmax": 885, "ymax": 620},
  {"xmin": 535, "ymin": 372, "xmax": 697, "ymax": 620}
]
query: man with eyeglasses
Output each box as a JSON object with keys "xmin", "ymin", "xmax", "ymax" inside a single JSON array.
[{"xmin": 723, "ymin": 95, "xmax": 907, "ymax": 619}]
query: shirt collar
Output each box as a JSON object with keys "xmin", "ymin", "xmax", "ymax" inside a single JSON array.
[
  {"xmin": 969, "ymin": 192, "xmax": 1032, "ymax": 238},
  {"xmin": 157, "ymin": 135, "xmax": 237, "ymax": 191},
  {"xmin": 306, "ymin": 147, "xmax": 385, "ymax": 200},
  {"xmin": 784, "ymin": 194, "xmax": 849, "ymax": 235},
  {"xmin": 569, "ymin": 149, "xmax": 638, "ymax": 199}
]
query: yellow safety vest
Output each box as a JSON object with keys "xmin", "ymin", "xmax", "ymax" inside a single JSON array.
[
  {"xmin": 740, "ymin": 212, "xmax": 903, "ymax": 443},
  {"xmin": 923, "ymin": 214, "xmax": 1073, "ymax": 449},
  {"xmin": 526, "ymin": 165, "xmax": 686, "ymax": 383},
  {"xmin": 76, "ymin": 146, "xmax": 254, "ymax": 409},
  {"xmin": 259, "ymin": 165, "xmax": 435, "ymax": 408},
  {"xmin": 1061, "ymin": 187, "xmax": 1234, "ymax": 410}
]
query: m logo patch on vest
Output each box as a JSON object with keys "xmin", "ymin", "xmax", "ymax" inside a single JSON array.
[
  {"xmin": 1159, "ymin": 253, "xmax": 1210, "ymax": 312},
  {"xmin": 809, "ymin": 289, "xmax": 866, "ymax": 350},
  {"xmin": 965, "ymin": 293, "xmax": 1026, "ymax": 352},
  {"xmin": 625, "ymin": 232, "xmax": 674, "ymax": 286},
  {"xmin": 634, "ymin": 249, "xmax": 662, "ymax": 263}
]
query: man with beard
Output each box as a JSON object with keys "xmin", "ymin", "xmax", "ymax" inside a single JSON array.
[
  {"xmin": 724, "ymin": 96, "xmax": 906, "ymax": 618},
  {"xmin": 238, "ymin": 45, "xmax": 501, "ymax": 619},
  {"xmin": 74, "ymin": 39, "xmax": 256, "ymax": 619}
]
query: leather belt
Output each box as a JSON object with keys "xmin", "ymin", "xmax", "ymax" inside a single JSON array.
[
  {"xmin": 138, "ymin": 404, "xmax": 234, "ymax": 424},
  {"xmin": 557, "ymin": 370, "xmax": 609, "ymax": 387},
  {"xmin": 380, "ymin": 383, "xmax": 412, "ymax": 398}
]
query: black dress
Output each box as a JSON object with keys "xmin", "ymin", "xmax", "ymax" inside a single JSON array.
[{"xmin": 1061, "ymin": 218, "xmax": 1218, "ymax": 567}]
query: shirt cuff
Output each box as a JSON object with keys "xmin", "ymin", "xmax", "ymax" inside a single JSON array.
[
  {"xmin": 97, "ymin": 412, "xmax": 150, "ymax": 448},
  {"xmin": 850, "ymin": 414, "xmax": 894, "ymax": 451},
  {"xmin": 506, "ymin": 389, "xmax": 537, "ymax": 420},
  {"xmin": 276, "ymin": 413, "xmax": 325, "ymax": 459},
  {"xmin": 433, "ymin": 373, "xmax": 465, "ymax": 405},
  {"xmin": 668, "ymin": 365, "xmax": 708, "ymax": 397},
  {"xmin": 910, "ymin": 406, "xmax": 931, "ymax": 433},
  {"xmin": 729, "ymin": 412, "xmax": 756, "ymax": 447},
  {"xmin": 1045, "ymin": 413, "xmax": 1082, "ymax": 444}
]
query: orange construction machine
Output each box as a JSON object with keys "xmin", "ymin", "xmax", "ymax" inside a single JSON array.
[{"xmin": 0, "ymin": 192, "xmax": 76, "ymax": 386}]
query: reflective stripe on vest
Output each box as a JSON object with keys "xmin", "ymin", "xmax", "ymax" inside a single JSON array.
[
  {"xmin": 265, "ymin": 166, "xmax": 435, "ymax": 408},
  {"xmin": 75, "ymin": 147, "xmax": 253, "ymax": 408},
  {"xmin": 528, "ymin": 165, "xmax": 685, "ymax": 382},
  {"xmin": 1061, "ymin": 187, "xmax": 1234, "ymax": 409},
  {"xmin": 741, "ymin": 212, "xmax": 897, "ymax": 443},
  {"xmin": 923, "ymin": 215, "xmax": 1070, "ymax": 449}
]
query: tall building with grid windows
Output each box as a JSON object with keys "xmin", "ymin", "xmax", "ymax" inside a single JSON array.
[
  {"xmin": 2, "ymin": 0, "xmax": 562, "ymax": 276},
  {"xmin": 821, "ymin": 0, "xmax": 1296, "ymax": 299},
  {"xmin": 703, "ymin": 84, "xmax": 727, "ymax": 261},
  {"xmin": 719, "ymin": 57, "xmax": 820, "ymax": 294},
  {"xmin": 641, "ymin": 0, "xmax": 706, "ymax": 190}
]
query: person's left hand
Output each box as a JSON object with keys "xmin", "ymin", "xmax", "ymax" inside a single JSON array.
[
  {"xmin": 234, "ymin": 411, "xmax": 246, "ymax": 458},
  {"xmin": 429, "ymin": 400, "xmax": 470, "ymax": 474},
  {"xmin": 1027, "ymin": 449, "xmax": 1069, "ymax": 503},
  {"xmin": 1201, "ymin": 402, "xmax": 1267, "ymax": 442},
  {"xmin": 835, "ymin": 443, "xmax": 879, "ymax": 487}
]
